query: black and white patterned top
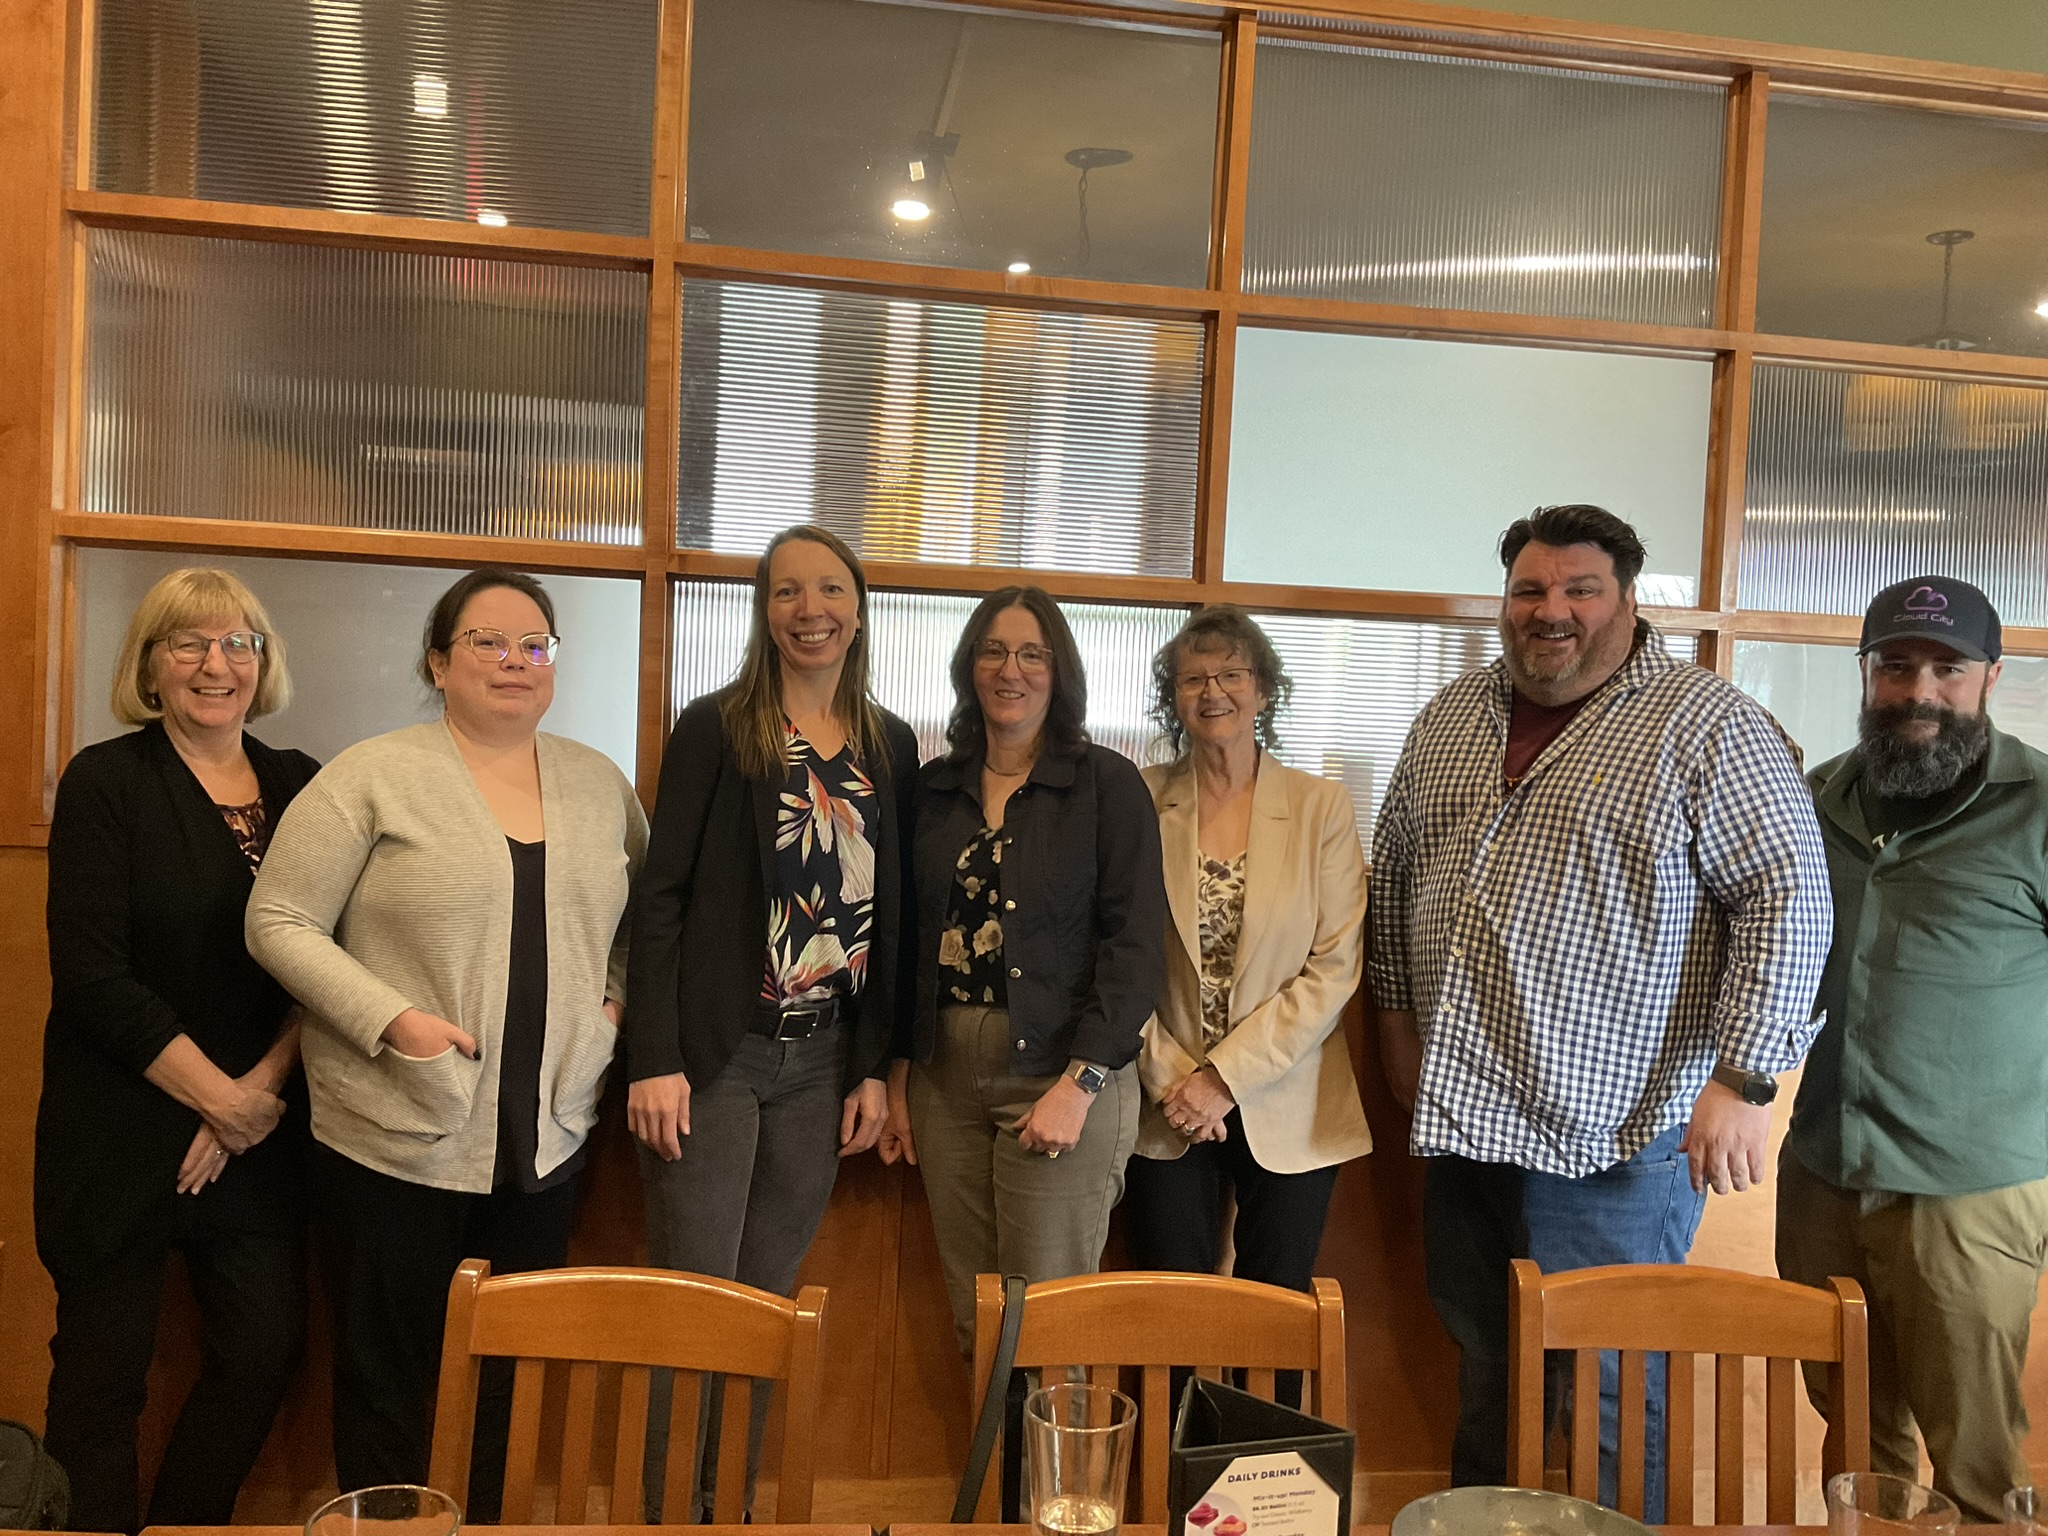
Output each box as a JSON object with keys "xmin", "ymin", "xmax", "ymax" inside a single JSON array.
[
  {"xmin": 939, "ymin": 824, "xmax": 1010, "ymax": 1008},
  {"xmin": 761, "ymin": 723, "xmax": 878, "ymax": 1005},
  {"xmin": 1197, "ymin": 852, "xmax": 1246, "ymax": 1049},
  {"xmin": 1368, "ymin": 626, "xmax": 1832, "ymax": 1177}
]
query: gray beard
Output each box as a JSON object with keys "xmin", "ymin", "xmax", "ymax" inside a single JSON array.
[{"xmin": 1857, "ymin": 701, "xmax": 1990, "ymax": 799}]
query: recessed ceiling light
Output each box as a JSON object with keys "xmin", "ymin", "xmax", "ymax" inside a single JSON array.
[
  {"xmin": 476, "ymin": 209, "xmax": 509, "ymax": 228},
  {"xmin": 2036, "ymin": 299, "xmax": 2048, "ymax": 319},
  {"xmin": 891, "ymin": 199, "xmax": 931, "ymax": 222},
  {"xmin": 412, "ymin": 74, "xmax": 448, "ymax": 117},
  {"xmin": 1007, "ymin": 261, "xmax": 1031, "ymax": 275}
]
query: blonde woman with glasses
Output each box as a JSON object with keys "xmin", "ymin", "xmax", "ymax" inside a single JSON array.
[
  {"xmin": 38, "ymin": 567, "xmax": 318, "ymax": 1533},
  {"xmin": 247, "ymin": 566, "xmax": 647, "ymax": 1511}
]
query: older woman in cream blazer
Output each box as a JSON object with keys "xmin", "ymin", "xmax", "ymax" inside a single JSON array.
[{"xmin": 1126, "ymin": 607, "xmax": 1372, "ymax": 1363}]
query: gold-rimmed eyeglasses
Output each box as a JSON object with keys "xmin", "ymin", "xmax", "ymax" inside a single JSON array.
[
  {"xmin": 161, "ymin": 630, "xmax": 265, "ymax": 666},
  {"xmin": 454, "ymin": 628, "xmax": 560, "ymax": 666},
  {"xmin": 974, "ymin": 639, "xmax": 1054, "ymax": 673}
]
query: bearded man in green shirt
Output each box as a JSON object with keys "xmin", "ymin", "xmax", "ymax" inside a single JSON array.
[{"xmin": 1779, "ymin": 574, "xmax": 2048, "ymax": 1523}]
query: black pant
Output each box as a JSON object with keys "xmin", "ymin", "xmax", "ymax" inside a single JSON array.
[
  {"xmin": 311, "ymin": 1141, "xmax": 581, "ymax": 1518},
  {"xmin": 44, "ymin": 1221, "xmax": 306, "ymax": 1534},
  {"xmin": 1122, "ymin": 1110, "xmax": 1341, "ymax": 1409}
]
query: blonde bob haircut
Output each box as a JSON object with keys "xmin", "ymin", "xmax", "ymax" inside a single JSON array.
[{"xmin": 111, "ymin": 567, "xmax": 293, "ymax": 726}]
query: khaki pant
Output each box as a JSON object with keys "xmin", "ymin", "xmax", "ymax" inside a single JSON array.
[
  {"xmin": 1776, "ymin": 1145, "xmax": 2048, "ymax": 1522},
  {"xmin": 908, "ymin": 1004, "xmax": 1140, "ymax": 1356}
]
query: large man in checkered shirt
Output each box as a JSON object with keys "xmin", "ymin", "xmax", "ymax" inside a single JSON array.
[{"xmin": 1370, "ymin": 504, "xmax": 1832, "ymax": 1516}]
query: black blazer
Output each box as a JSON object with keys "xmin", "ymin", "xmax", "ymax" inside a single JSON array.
[
  {"xmin": 912, "ymin": 743, "xmax": 1165, "ymax": 1076},
  {"xmin": 627, "ymin": 693, "xmax": 920, "ymax": 1095},
  {"xmin": 35, "ymin": 724, "xmax": 321, "ymax": 1269}
]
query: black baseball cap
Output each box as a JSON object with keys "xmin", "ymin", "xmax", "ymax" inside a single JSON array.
[{"xmin": 1858, "ymin": 575, "xmax": 2002, "ymax": 663}]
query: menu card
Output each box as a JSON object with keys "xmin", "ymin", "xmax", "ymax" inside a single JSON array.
[{"xmin": 1168, "ymin": 1378, "xmax": 1354, "ymax": 1536}]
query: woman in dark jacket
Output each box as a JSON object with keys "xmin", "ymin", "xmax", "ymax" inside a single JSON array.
[
  {"xmin": 626, "ymin": 524, "xmax": 918, "ymax": 1516},
  {"xmin": 37, "ymin": 567, "xmax": 318, "ymax": 1534},
  {"xmin": 881, "ymin": 584, "xmax": 1165, "ymax": 1354}
]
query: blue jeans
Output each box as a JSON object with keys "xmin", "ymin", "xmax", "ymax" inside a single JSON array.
[{"xmin": 1423, "ymin": 1125, "xmax": 1706, "ymax": 1519}]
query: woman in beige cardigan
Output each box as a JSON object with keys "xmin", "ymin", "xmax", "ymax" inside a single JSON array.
[
  {"xmin": 246, "ymin": 567, "xmax": 646, "ymax": 1509},
  {"xmin": 1126, "ymin": 606, "xmax": 1371, "ymax": 1400}
]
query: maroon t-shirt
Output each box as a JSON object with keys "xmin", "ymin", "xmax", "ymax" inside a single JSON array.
[{"xmin": 1504, "ymin": 691, "xmax": 1592, "ymax": 788}]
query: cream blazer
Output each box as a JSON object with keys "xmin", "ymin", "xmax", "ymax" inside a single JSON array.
[{"xmin": 1136, "ymin": 756, "xmax": 1373, "ymax": 1174}]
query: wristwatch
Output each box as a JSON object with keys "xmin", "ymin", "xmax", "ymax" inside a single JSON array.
[
  {"xmin": 1067, "ymin": 1061, "xmax": 1108, "ymax": 1095},
  {"xmin": 1710, "ymin": 1062, "xmax": 1778, "ymax": 1106}
]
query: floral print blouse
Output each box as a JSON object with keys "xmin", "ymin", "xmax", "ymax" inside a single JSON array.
[
  {"xmin": 1197, "ymin": 852, "xmax": 1247, "ymax": 1048},
  {"xmin": 939, "ymin": 824, "xmax": 1011, "ymax": 1008},
  {"xmin": 761, "ymin": 724, "xmax": 879, "ymax": 1005},
  {"xmin": 218, "ymin": 797, "xmax": 272, "ymax": 873}
]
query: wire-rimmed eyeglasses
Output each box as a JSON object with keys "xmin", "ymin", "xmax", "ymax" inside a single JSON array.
[{"xmin": 454, "ymin": 628, "xmax": 560, "ymax": 667}]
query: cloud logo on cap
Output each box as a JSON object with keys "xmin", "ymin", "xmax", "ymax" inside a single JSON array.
[{"xmin": 1903, "ymin": 585, "xmax": 1948, "ymax": 617}]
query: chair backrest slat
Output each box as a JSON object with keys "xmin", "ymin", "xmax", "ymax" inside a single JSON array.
[
  {"xmin": 1507, "ymin": 1261, "xmax": 1869, "ymax": 1524},
  {"xmin": 558, "ymin": 1359, "xmax": 599, "ymax": 1524},
  {"xmin": 1714, "ymin": 1352, "xmax": 1746, "ymax": 1520},
  {"xmin": 969, "ymin": 1272, "xmax": 1348, "ymax": 1526},
  {"xmin": 427, "ymin": 1262, "xmax": 827, "ymax": 1526},
  {"xmin": 1765, "ymin": 1356, "xmax": 1798, "ymax": 1523},
  {"xmin": 1615, "ymin": 1350, "xmax": 1647, "ymax": 1519},
  {"xmin": 1666, "ymin": 1351, "xmax": 1696, "ymax": 1525},
  {"xmin": 502, "ymin": 1356, "xmax": 548, "ymax": 1522},
  {"xmin": 612, "ymin": 1365, "xmax": 652, "ymax": 1525},
  {"xmin": 1246, "ymin": 1366, "xmax": 1276, "ymax": 1402}
]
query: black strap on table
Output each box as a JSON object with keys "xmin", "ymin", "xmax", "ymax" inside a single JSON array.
[{"xmin": 953, "ymin": 1273, "xmax": 1029, "ymax": 1523}]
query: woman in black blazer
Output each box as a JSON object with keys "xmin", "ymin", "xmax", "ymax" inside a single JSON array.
[
  {"xmin": 626, "ymin": 525, "xmax": 917, "ymax": 1517},
  {"xmin": 37, "ymin": 569, "xmax": 318, "ymax": 1535}
]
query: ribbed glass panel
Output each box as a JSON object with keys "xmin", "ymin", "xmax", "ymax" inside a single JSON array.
[
  {"xmin": 677, "ymin": 279, "xmax": 1202, "ymax": 577},
  {"xmin": 93, "ymin": 0, "xmax": 656, "ymax": 234},
  {"xmin": 1226, "ymin": 328, "xmax": 1710, "ymax": 601},
  {"xmin": 86, "ymin": 229, "xmax": 646, "ymax": 542},
  {"xmin": 1244, "ymin": 39, "xmax": 1723, "ymax": 324},
  {"xmin": 1738, "ymin": 364, "xmax": 2048, "ymax": 623},
  {"xmin": 1758, "ymin": 95, "xmax": 2048, "ymax": 359},
  {"xmin": 1247, "ymin": 613, "xmax": 1691, "ymax": 856},
  {"xmin": 76, "ymin": 548, "xmax": 640, "ymax": 774},
  {"xmin": 1734, "ymin": 640, "xmax": 2048, "ymax": 768},
  {"xmin": 671, "ymin": 580, "xmax": 1185, "ymax": 764},
  {"xmin": 686, "ymin": 0, "xmax": 1217, "ymax": 285}
]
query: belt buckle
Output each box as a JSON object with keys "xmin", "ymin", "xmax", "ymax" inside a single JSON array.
[{"xmin": 778, "ymin": 1006, "xmax": 821, "ymax": 1040}]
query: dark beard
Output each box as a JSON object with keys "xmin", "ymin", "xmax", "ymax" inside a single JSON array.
[{"xmin": 1858, "ymin": 700, "xmax": 1990, "ymax": 799}]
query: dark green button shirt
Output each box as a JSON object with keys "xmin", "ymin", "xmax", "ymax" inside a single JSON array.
[{"xmin": 1790, "ymin": 725, "xmax": 2048, "ymax": 1196}]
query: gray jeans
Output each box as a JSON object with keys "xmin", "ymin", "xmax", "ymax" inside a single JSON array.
[
  {"xmin": 909, "ymin": 1004, "xmax": 1140, "ymax": 1356},
  {"xmin": 639, "ymin": 1025, "xmax": 848, "ymax": 1518}
]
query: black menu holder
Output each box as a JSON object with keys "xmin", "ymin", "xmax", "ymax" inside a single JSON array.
[{"xmin": 1168, "ymin": 1378, "xmax": 1355, "ymax": 1536}]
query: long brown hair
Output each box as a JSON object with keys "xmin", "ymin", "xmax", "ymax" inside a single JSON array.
[{"xmin": 720, "ymin": 525, "xmax": 887, "ymax": 781}]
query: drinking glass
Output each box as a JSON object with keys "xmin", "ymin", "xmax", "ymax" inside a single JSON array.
[
  {"xmin": 2007, "ymin": 1486, "xmax": 2042, "ymax": 1536},
  {"xmin": 1827, "ymin": 1472, "xmax": 1959, "ymax": 1536},
  {"xmin": 305, "ymin": 1485, "xmax": 462, "ymax": 1536},
  {"xmin": 1025, "ymin": 1382, "xmax": 1137, "ymax": 1536}
]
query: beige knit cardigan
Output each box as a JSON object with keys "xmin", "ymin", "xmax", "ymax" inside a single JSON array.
[{"xmin": 247, "ymin": 720, "xmax": 648, "ymax": 1192}]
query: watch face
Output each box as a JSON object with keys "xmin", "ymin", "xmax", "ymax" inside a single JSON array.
[
  {"xmin": 1073, "ymin": 1065, "xmax": 1106, "ymax": 1093},
  {"xmin": 1744, "ymin": 1076, "xmax": 1778, "ymax": 1106}
]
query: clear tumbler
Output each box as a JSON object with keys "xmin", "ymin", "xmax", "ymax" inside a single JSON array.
[
  {"xmin": 1025, "ymin": 1382, "xmax": 1137, "ymax": 1536},
  {"xmin": 305, "ymin": 1485, "xmax": 462, "ymax": 1536},
  {"xmin": 1827, "ymin": 1472, "xmax": 1959, "ymax": 1536}
]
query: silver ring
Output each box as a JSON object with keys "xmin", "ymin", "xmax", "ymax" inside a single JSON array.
[
  {"xmin": 214, "ymin": 1148, "xmax": 228, "ymax": 1160},
  {"xmin": 1180, "ymin": 1123, "xmax": 1197, "ymax": 1138}
]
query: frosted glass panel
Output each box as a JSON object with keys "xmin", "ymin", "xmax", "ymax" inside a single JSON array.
[
  {"xmin": 1245, "ymin": 40, "xmax": 1723, "ymax": 325},
  {"xmin": 1225, "ymin": 329, "xmax": 1710, "ymax": 600},
  {"xmin": 87, "ymin": 229, "xmax": 645, "ymax": 543},
  {"xmin": 1733, "ymin": 640, "xmax": 2048, "ymax": 768},
  {"xmin": 1759, "ymin": 95, "xmax": 2048, "ymax": 359},
  {"xmin": 94, "ymin": 0, "xmax": 657, "ymax": 234},
  {"xmin": 1738, "ymin": 364, "xmax": 2048, "ymax": 623},
  {"xmin": 671, "ymin": 580, "xmax": 1184, "ymax": 764},
  {"xmin": 687, "ymin": 0, "xmax": 1217, "ymax": 285},
  {"xmin": 678, "ymin": 278, "xmax": 1201, "ymax": 576},
  {"xmin": 75, "ymin": 549, "xmax": 640, "ymax": 776}
]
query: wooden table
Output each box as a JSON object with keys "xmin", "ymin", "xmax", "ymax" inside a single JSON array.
[
  {"xmin": 887, "ymin": 1526, "xmax": 1830, "ymax": 1535},
  {"xmin": 144, "ymin": 1526, "xmax": 869, "ymax": 1536}
]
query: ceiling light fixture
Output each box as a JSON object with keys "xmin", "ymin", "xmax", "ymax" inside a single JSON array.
[
  {"xmin": 2035, "ymin": 299, "xmax": 2048, "ymax": 320},
  {"xmin": 412, "ymin": 73, "xmax": 448, "ymax": 117},
  {"xmin": 1007, "ymin": 261, "xmax": 1031, "ymax": 275},
  {"xmin": 891, "ymin": 198, "xmax": 931, "ymax": 222},
  {"xmin": 1912, "ymin": 228, "xmax": 1981, "ymax": 351},
  {"xmin": 476, "ymin": 208, "xmax": 509, "ymax": 227},
  {"xmin": 1065, "ymin": 146, "xmax": 1132, "ymax": 274}
]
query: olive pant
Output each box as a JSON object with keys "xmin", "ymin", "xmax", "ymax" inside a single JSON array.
[
  {"xmin": 1776, "ymin": 1145, "xmax": 2048, "ymax": 1523},
  {"xmin": 908, "ymin": 1004, "xmax": 1140, "ymax": 1356}
]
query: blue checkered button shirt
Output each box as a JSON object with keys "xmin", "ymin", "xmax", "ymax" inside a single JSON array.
[{"xmin": 1368, "ymin": 628, "xmax": 1832, "ymax": 1177}]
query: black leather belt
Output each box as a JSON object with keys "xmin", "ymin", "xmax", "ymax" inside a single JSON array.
[{"xmin": 750, "ymin": 995, "xmax": 841, "ymax": 1040}]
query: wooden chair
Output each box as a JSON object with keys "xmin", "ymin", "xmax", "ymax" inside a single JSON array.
[
  {"xmin": 969, "ymin": 1271, "xmax": 1347, "ymax": 1523},
  {"xmin": 1508, "ymin": 1259, "xmax": 1869, "ymax": 1523},
  {"xmin": 427, "ymin": 1260, "xmax": 827, "ymax": 1525}
]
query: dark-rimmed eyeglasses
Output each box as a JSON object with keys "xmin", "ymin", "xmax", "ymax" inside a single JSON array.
[
  {"xmin": 454, "ymin": 628, "xmax": 560, "ymax": 667},
  {"xmin": 161, "ymin": 630, "xmax": 265, "ymax": 666},
  {"xmin": 1176, "ymin": 667, "xmax": 1255, "ymax": 695},
  {"xmin": 974, "ymin": 639, "xmax": 1053, "ymax": 673}
]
